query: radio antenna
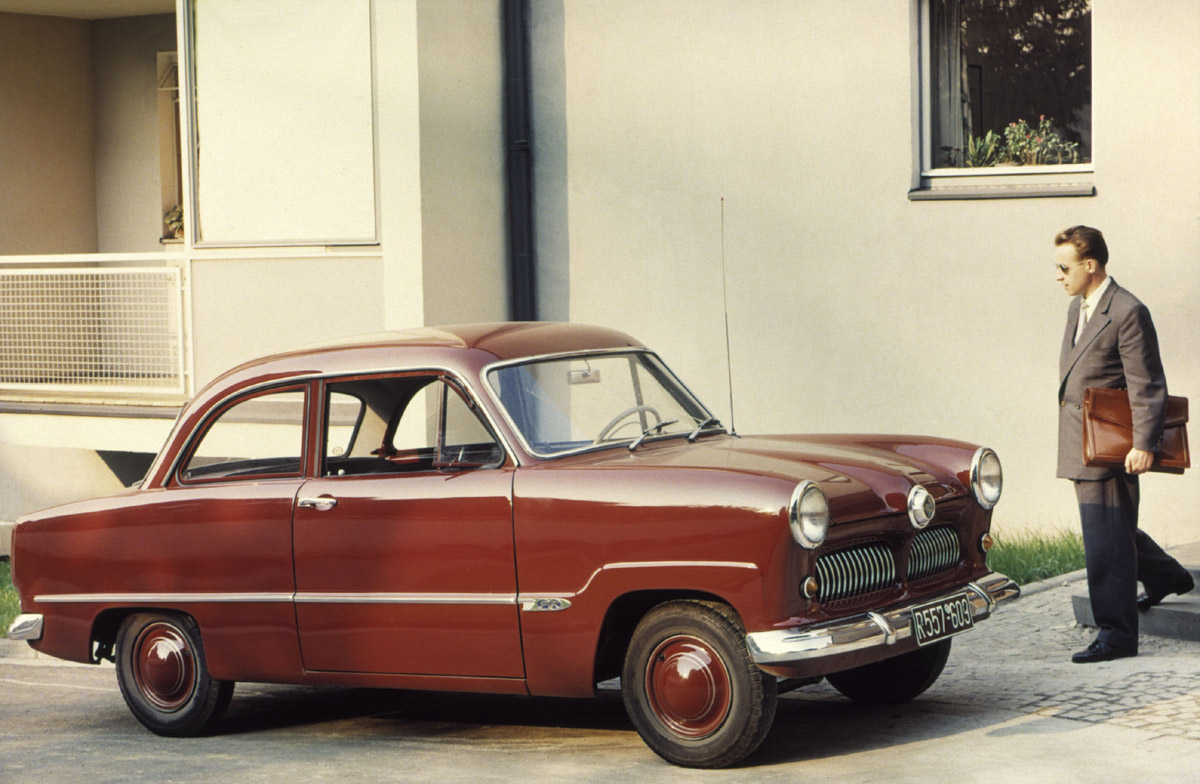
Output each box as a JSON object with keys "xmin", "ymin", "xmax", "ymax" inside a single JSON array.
[{"xmin": 720, "ymin": 197, "xmax": 737, "ymax": 436}]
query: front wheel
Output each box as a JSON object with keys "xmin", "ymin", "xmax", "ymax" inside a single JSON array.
[
  {"xmin": 622, "ymin": 600, "xmax": 777, "ymax": 768},
  {"xmin": 115, "ymin": 612, "xmax": 234, "ymax": 736},
  {"xmin": 826, "ymin": 639, "xmax": 951, "ymax": 704}
]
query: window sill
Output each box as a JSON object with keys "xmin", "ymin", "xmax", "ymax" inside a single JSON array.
[{"xmin": 910, "ymin": 165, "xmax": 1094, "ymax": 200}]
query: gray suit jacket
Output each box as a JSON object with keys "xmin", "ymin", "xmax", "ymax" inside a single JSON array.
[{"xmin": 1057, "ymin": 279, "xmax": 1168, "ymax": 480}]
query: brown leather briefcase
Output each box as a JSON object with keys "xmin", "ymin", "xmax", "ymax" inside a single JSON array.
[{"xmin": 1083, "ymin": 387, "xmax": 1190, "ymax": 474}]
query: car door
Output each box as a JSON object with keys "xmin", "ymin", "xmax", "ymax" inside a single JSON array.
[
  {"xmin": 292, "ymin": 373, "xmax": 523, "ymax": 677},
  {"xmin": 161, "ymin": 384, "xmax": 310, "ymax": 679}
]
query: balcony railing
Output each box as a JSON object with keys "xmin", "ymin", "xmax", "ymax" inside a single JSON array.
[{"xmin": 0, "ymin": 266, "xmax": 186, "ymax": 397}]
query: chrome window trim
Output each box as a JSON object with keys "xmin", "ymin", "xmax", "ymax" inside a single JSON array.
[
  {"xmin": 480, "ymin": 349, "xmax": 719, "ymax": 460},
  {"xmin": 164, "ymin": 364, "xmax": 523, "ymax": 483}
]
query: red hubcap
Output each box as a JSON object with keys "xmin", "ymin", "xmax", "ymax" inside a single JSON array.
[
  {"xmin": 133, "ymin": 622, "xmax": 196, "ymax": 712},
  {"xmin": 644, "ymin": 635, "xmax": 732, "ymax": 738}
]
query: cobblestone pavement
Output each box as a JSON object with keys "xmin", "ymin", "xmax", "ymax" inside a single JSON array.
[{"xmin": 792, "ymin": 570, "xmax": 1200, "ymax": 742}]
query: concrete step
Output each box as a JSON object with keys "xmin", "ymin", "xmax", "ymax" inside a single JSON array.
[{"xmin": 1072, "ymin": 566, "xmax": 1200, "ymax": 642}]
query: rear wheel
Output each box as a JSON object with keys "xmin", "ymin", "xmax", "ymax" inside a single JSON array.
[
  {"xmin": 826, "ymin": 639, "xmax": 951, "ymax": 704},
  {"xmin": 115, "ymin": 612, "xmax": 233, "ymax": 736},
  {"xmin": 621, "ymin": 600, "xmax": 777, "ymax": 768}
]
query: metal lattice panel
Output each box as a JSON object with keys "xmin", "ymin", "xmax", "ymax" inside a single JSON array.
[
  {"xmin": 816, "ymin": 542, "xmax": 896, "ymax": 603},
  {"xmin": 0, "ymin": 267, "xmax": 185, "ymax": 395},
  {"xmin": 907, "ymin": 525, "xmax": 961, "ymax": 581}
]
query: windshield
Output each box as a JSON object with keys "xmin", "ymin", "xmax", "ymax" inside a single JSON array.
[{"xmin": 487, "ymin": 352, "xmax": 720, "ymax": 457}]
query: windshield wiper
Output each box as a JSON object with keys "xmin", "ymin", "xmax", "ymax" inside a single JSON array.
[
  {"xmin": 687, "ymin": 416, "xmax": 723, "ymax": 442},
  {"xmin": 629, "ymin": 419, "xmax": 680, "ymax": 451}
]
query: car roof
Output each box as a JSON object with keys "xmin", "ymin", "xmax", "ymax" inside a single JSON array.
[
  {"xmin": 195, "ymin": 321, "xmax": 645, "ymax": 403},
  {"xmin": 143, "ymin": 323, "xmax": 647, "ymax": 488}
]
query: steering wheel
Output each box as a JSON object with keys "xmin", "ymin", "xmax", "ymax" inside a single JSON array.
[{"xmin": 594, "ymin": 405, "xmax": 662, "ymax": 443}]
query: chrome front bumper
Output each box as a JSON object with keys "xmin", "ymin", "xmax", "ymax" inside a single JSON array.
[
  {"xmin": 7, "ymin": 613, "xmax": 44, "ymax": 641},
  {"xmin": 746, "ymin": 572, "xmax": 1019, "ymax": 666}
]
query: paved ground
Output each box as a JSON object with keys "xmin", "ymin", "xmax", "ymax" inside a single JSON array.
[{"xmin": 3, "ymin": 550, "xmax": 1199, "ymax": 783}]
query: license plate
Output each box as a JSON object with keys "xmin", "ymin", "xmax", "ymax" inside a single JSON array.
[{"xmin": 910, "ymin": 593, "xmax": 975, "ymax": 646}]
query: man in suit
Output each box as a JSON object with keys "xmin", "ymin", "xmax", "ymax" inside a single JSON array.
[{"xmin": 1055, "ymin": 225, "xmax": 1194, "ymax": 663}]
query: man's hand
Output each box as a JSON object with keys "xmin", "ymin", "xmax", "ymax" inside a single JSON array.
[{"xmin": 1125, "ymin": 448, "xmax": 1154, "ymax": 475}]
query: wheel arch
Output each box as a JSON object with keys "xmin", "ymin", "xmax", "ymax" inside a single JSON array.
[
  {"xmin": 592, "ymin": 589, "xmax": 733, "ymax": 685},
  {"xmin": 91, "ymin": 606, "xmax": 194, "ymax": 662}
]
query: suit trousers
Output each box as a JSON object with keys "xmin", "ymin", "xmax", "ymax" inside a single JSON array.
[{"xmin": 1075, "ymin": 474, "xmax": 1188, "ymax": 650}]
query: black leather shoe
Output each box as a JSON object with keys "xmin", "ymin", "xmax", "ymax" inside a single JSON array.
[
  {"xmin": 1071, "ymin": 640, "xmax": 1137, "ymax": 664},
  {"xmin": 1137, "ymin": 572, "xmax": 1196, "ymax": 612}
]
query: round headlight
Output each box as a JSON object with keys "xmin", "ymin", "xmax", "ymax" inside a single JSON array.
[
  {"xmin": 907, "ymin": 484, "xmax": 936, "ymax": 529},
  {"xmin": 971, "ymin": 447, "xmax": 1003, "ymax": 510},
  {"xmin": 789, "ymin": 481, "xmax": 829, "ymax": 550}
]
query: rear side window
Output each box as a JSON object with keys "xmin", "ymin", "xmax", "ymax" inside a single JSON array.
[
  {"xmin": 322, "ymin": 375, "xmax": 504, "ymax": 476},
  {"xmin": 179, "ymin": 386, "xmax": 307, "ymax": 482}
]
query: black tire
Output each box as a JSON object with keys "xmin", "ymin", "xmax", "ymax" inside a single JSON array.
[
  {"xmin": 115, "ymin": 612, "xmax": 234, "ymax": 736},
  {"xmin": 621, "ymin": 600, "xmax": 777, "ymax": 768},
  {"xmin": 826, "ymin": 639, "xmax": 952, "ymax": 704}
]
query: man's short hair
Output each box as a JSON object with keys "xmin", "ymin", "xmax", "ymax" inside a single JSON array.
[{"xmin": 1055, "ymin": 225, "xmax": 1109, "ymax": 266}]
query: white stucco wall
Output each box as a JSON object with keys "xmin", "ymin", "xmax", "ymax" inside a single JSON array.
[
  {"xmin": 547, "ymin": 0, "xmax": 1200, "ymax": 543},
  {"xmin": 416, "ymin": 0, "xmax": 509, "ymax": 326}
]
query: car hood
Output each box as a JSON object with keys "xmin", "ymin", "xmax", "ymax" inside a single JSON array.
[{"xmin": 568, "ymin": 433, "xmax": 978, "ymax": 523}]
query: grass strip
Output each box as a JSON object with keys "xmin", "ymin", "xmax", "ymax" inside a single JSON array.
[{"xmin": 988, "ymin": 528, "xmax": 1086, "ymax": 586}]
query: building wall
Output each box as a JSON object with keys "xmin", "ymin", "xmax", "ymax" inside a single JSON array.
[
  {"xmin": 416, "ymin": 0, "xmax": 509, "ymax": 326},
  {"xmin": 93, "ymin": 14, "xmax": 177, "ymax": 253},
  {"xmin": 1, "ymin": 0, "xmax": 511, "ymax": 522},
  {"xmin": 544, "ymin": 0, "xmax": 1200, "ymax": 544},
  {"xmin": 0, "ymin": 13, "xmax": 96, "ymax": 255}
]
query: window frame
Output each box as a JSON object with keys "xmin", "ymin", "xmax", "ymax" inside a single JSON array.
[
  {"xmin": 174, "ymin": 382, "xmax": 310, "ymax": 485},
  {"xmin": 910, "ymin": 0, "xmax": 1095, "ymax": 201},
  {"xmin": 317, "ymin": 371, "xmax": 508, "ymax": 478}
]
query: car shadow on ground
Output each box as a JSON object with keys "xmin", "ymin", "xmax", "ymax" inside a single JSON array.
[
  {"xmin": 216, "ymin": 680, "xmax": 1024, "ymax": 767},
  {"xmin": 219, "ymin": 683, "xmax": 635, "ymax": 738}
]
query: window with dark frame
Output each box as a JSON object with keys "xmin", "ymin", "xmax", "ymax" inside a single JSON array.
[{"xmin": 927, "ymin": 0, "xmax": 1091, "ymax": 170}]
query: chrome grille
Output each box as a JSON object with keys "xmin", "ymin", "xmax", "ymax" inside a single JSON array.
[
  {"xmin": 907, "ymin": 525, "xmax": 961, "ymax": 580},
  {"xmin": 816, "ymin": 543, "xmax": 895, "ymax": 603}
]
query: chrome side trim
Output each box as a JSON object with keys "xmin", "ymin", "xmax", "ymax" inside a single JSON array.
[
  {"xmin": 519, "ymin": 597, "xmax": 573, "ymax": 612},
  {"xmin": 745, "ymin": 572, "xmax": 1020, "ymax": 666},
  {"xmin": 295, "ymin": 592, "xmax": 516, "ymax": 605},
  {"xmin": 35, "ymin": 593, "xmax": 295, "ymax": 604},
  {"xmin": 570, "ymin": 560, "xmax": 759, "ymax": 598},
  {"xmin": 30, "ymin": 561, "xmax": 762, "ymax": 613},
  {"xmin": 7, "ymin": 613, "xmax": 44, "ymax": 641}
]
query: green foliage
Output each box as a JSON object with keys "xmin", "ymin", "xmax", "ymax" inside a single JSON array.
[
  {"xmin": 987, "ymin": 529, "xmax": 1086, "ymax": 586},
  {"xmin": 966, "ymin": 129, "xmax": 1004, "ymax": 167},
  {"xmin": 1002, "ymin": 116, "xmax": 1081, "ymax": 165},
  {"xmin": 0, "ymin": 561, "xmax": 19, "ymax": 634},
  {"xmin": 967, "ymin": 115, "xmax": 1081, "ymax": 167}
]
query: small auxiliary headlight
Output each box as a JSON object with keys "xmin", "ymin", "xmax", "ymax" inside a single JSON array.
[
  {"xmin": 907, "ymin": 484, "xmax": 936, "ymax": 529},
  {"xmin": 980, "ymin": 532, "xmax": 995, "ymax": 553},
  {"xmin": 789, "ymin": 481, "xmax": 829, "ymax": 550},
  {"xmin": 971, "ymin": 447, "xmax": 1003, "ymax": 510}
]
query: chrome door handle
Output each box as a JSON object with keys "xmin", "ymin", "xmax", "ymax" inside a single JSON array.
[{"xmin": 298, "ymin": 496, "xmax": 338, "ymax": 511}]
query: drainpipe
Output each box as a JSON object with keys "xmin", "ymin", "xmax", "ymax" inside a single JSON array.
[{"xmin": 503, "ymin": 0, "xmax": 537, "ymax": 321}]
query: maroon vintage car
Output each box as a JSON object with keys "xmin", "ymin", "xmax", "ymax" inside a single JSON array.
[{"xmin": 8, "ymin": 322, "xmax": 1016, "ymax": 767}]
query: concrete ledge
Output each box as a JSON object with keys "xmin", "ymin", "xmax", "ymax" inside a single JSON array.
[{"xmin": 1073, "ymin": 566, "xmax": 1200, "ymax": 642}]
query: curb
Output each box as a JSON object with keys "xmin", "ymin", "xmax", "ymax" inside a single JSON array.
[{"xmin": 1014, "ymin": 566, "xmax": 1089, "ymax": 597}]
